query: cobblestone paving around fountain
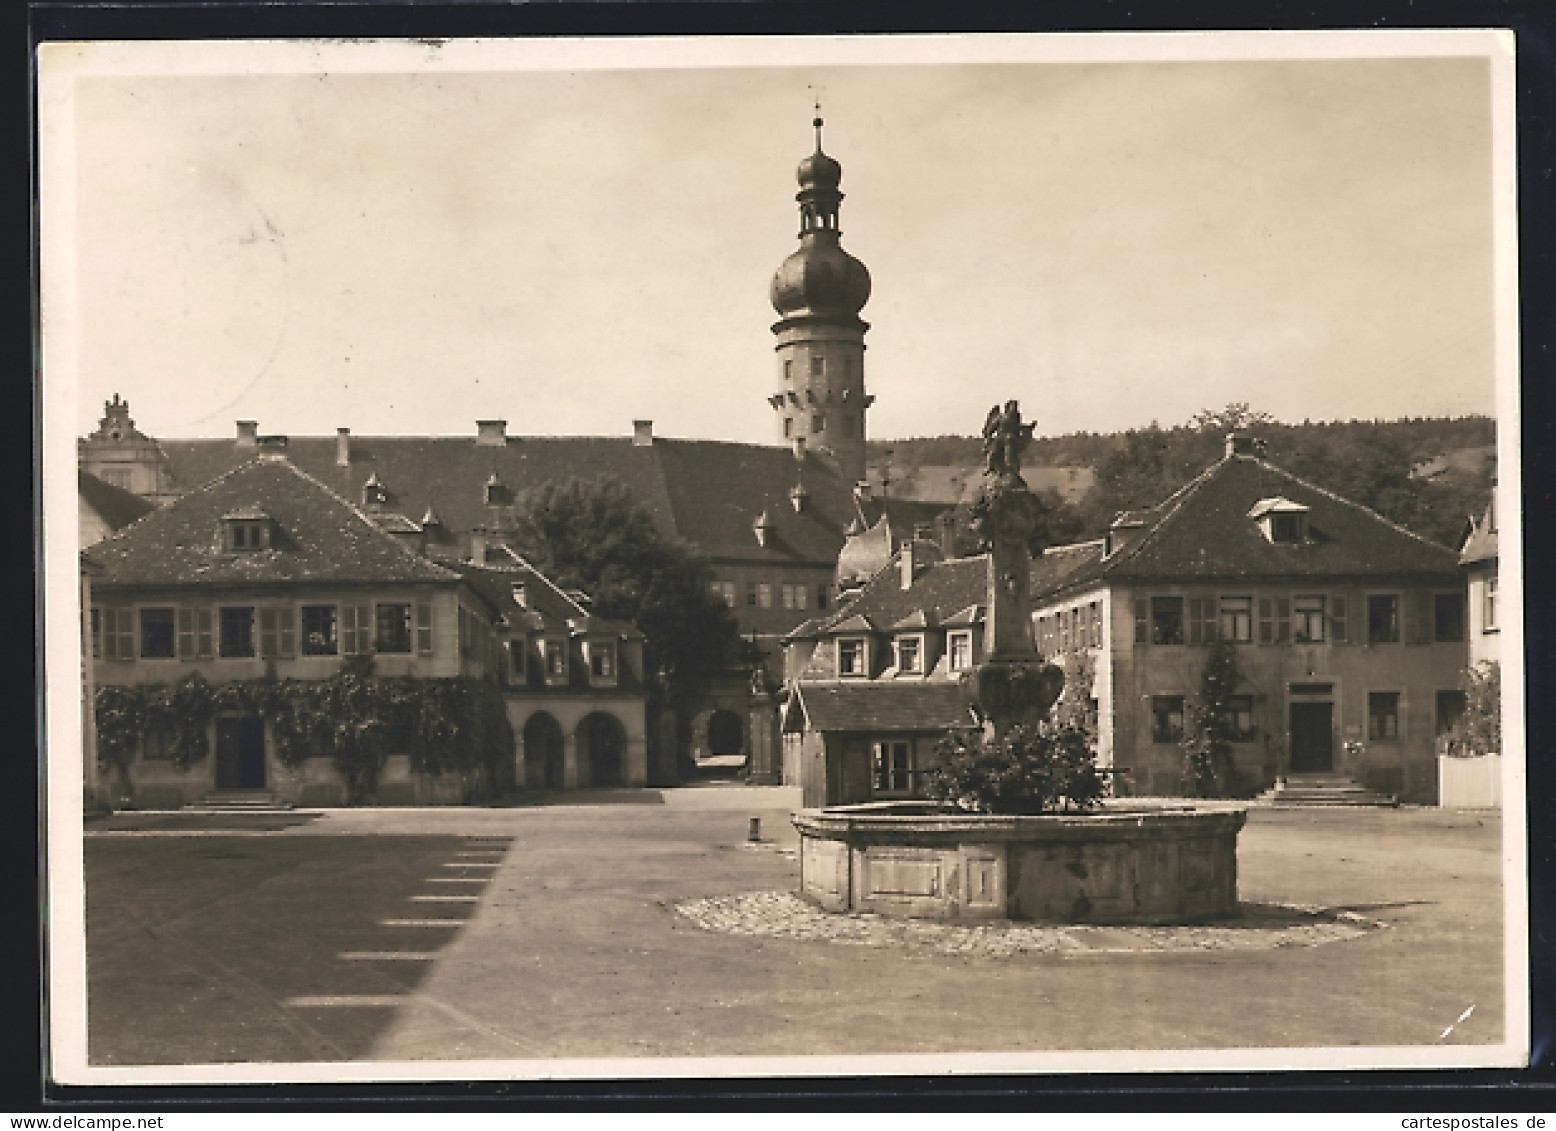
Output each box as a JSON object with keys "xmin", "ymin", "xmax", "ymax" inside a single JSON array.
[{"xmin": 674, "ymin": 890, "xmax": 1386, "ymax": 957}]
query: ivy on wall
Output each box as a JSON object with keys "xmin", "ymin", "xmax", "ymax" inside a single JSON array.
[{"xmin": 93, "ymin": 663, "xmax": 515, "ymax": 803}]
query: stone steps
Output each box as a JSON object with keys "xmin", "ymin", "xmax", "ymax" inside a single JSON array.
[
  {"xmin": 1260, "ymin": 775, "xmax": 1397, "ymax": 808},
  {"xmin": 184, "ymin": 791, "xmax": 294, "ymax": 813}
]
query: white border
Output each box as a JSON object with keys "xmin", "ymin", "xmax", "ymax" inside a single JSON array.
[{"xmin": 39, "ymin": 30, "xmax": 1527, "ymax": 1086}]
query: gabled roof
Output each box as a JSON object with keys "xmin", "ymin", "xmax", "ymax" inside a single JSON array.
[
  {"xmin": 789, "ymin": 681, "xmax": 975, "ymax": 734},
  {"xmin": 1029, "ymin": 539, "xmax": 1105, "ymax": 596},
  {"xmin": 815, "ymin": 552, "xmax": 990, "ymax": 637},
  {"xmin": 89, "ymin": 457, "xmax": 461, "ymax": 589},
  {"xmin": 78, "ymin": 470, "xmax": 156, "ymax": 532},
  {"xmin": 1459, "ymin": 504, "xmax": 1498, "ymax": 567},
  {"xmin": 151, "ymin": 434, "xmax": 861, "ymax": 568},
  {"xmin": 1035, "ymin": 453, "xmax": 1462, "ymax": 601}
]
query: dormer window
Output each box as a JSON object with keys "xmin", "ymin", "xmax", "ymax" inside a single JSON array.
[
  {"xmin": 948, "ymin": 630, "xmax": 974, "ymax": 672},
  {"xmin": 221, "ymin": 511, "xmax": 271, "ymax": 551},
  {"xmin": 542, "ymin": 638, "xmax": 568, "ymax": 684},
  {"xmin": 1248, "ymin": 497, "xmax": 1309, "ymax": 544},
  {"xmin": 837, "ymin": 637, "xmax": 868, "ymax": 678},
  {"xmin": 586, "ymin": 639, "xmax": 618, "ymax": 686},
  {"xmin": 894, "ymin": 634, "xmax": 923, "ymax": 675}
]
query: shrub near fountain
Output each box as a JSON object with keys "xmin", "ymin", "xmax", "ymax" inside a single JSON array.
[{"xmin": 792, "ymin": 401, "xmax": 1247, "ymax": 925}]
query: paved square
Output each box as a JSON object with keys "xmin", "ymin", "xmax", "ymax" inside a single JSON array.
[{"xmin": 83, "ymin": 790, "xmax": 1506, "ymax": 1065}]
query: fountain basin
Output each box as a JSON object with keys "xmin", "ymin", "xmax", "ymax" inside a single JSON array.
[{"xmin": 793, "ymin": 801, "xmax": 1247, "ymax": 924}]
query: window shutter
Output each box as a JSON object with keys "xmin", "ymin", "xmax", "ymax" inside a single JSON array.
[
  {"xmin": 341, "ymin": 605, "xmax": 358, "ymax": 654},
  {"xmin": 1257, "ymin": 597, "xmax": 1274, "ymax": 644},
  {"xmin": 1188, "ymin": 598, "xmax": 1204, "ymax": 645},
  {"xmin": 416, "ymin": 603, "xmax": 433, "ymax": 655},
  {"xmin": 1331, "ymin": 595, "xmax": 1348, "ymax": 644},
  {"xmin": 1275, "ymin": 598, "xmax": 1291, "ymax": 644},
  {"xmin": 1405, "ymin": 591, "xmax": 1432, "ymax": 646},
  {"xmin": 115, "ymin": 609, "xmax": 135, "ymax": 660},
  {"xmin": 196, "ymin": 608, "xmax": 213, "ymax": 658},
  {"xmin": 358, "ymin": 605, "xmax": 374, "ymax": 652},
  {"xmin": 279, "ymin": 606, "xmax": 296, "ymax": 657},
  {"xmin": 178, "ymin": 608, "xmax": 195, "ymax": 660},
  {"xmin": 1134, "ymin": 598, "xmax": 1148, "ymax": 644},
  {"xmin": 260, "ymin": 607, "xmax": 278, "ymax": 658},
  {"xmin": 90, "ymin": 609, "xmax": 102, "ymax": 660}
]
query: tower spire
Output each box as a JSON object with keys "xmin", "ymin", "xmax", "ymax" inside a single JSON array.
[{"xmin": 768, "ymin": 113, "xmax": 874, "ymax": 488}]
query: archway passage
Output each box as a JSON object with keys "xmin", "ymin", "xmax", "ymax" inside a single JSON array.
[
  {"xmin": 578, "ymin": 712, "xmax": 626, "ymax": 789},
  {"xmin": 707, "ymin": 709, "xmax": 745, "ymax": 756},
  {"xmin": 523, "ymin": 712, "xmax": 565, "ymax": 790}
]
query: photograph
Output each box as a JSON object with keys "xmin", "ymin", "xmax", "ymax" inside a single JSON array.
[{"xmin": 38, "ymin": 31, "xmax": 1527, "ymax": 1085}]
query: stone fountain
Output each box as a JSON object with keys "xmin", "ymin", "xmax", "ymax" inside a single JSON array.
[{"xmin": 792, "ymin": 402, "xmax": 1246, "ymax": 924}]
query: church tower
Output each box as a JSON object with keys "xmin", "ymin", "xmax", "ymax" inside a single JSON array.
[{"xmin": 768, "ymin": 116, "xmax": 873, "ymax": 488}]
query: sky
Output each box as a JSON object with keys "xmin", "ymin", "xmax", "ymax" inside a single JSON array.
[{"xmin": 47, "ymin": 36, "xmax": 1505, "ymax": 445}]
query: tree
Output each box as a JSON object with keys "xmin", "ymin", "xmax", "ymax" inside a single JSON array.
[
  {"xmin": 505, "ymin": 476, "xmax": 745, "ymax": 755},
  {"xmin": 1190, "ymin": 402, "xmax": 1275, "ymax": 434},
  {"xmin": 1182, "ymin": 638, "xmax": 1242, "ymax": 797},
  {"xmin": 1442, "ymin": 660, "xmax": 1501, "ymax": 758}
]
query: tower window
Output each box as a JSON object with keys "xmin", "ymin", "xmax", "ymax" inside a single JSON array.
[
  {"xmin": 810, "ymin": 356, "xmax": 824, "ymax": 377},
  {"xmin": 784, "ymin": 359, "xmax": 793, "ymax": 381},
  {"xmin": 812, "ymin": 414, "xmax": 824, "ymax": 435},
  {"xmin": 783, "ymin": 417, "xmax": 794, "ymax": 438}
]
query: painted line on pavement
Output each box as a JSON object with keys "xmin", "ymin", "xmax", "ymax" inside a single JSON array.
[{"xmin": 410, "ymin": 895, "xmax": 479, "ymax": 903}]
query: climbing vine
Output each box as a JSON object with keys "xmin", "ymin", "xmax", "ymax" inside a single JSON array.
[{"xmin": 93, "ymin": 665, "xmax": 514, "ymax": 804}]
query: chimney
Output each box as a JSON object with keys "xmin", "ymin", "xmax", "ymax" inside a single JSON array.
[
  {"xmin": 899, "ymin": 541, "xmax": 917, "ymax": 590},
  {"xmin": 632, "ymin": 420, "xmax": 653, "ymax": 447},
  {"xmin": 468, "ymin": 527, "xmax": 489, "ymax": 564},
  {"xmin": 236, "ymin": 421, "xmax": 259, "ymax": 449},
  {"xmin": 792, "ymin": 436, "xmax": 807, "ymax": 461},
  {"xmin": 938, "ymin": 510, "xmax": 958, "ymax": 558},
  {"xmin": 1225, "ymin": 433, "xmax": 1258, "ymax": 458},
  {"xmin": 336, "ymin": 428, "xmax": 351, "ymax": 466},
  {"xmin": 476, "ymin": 420, "xmax": 507, "ymax": 447}
]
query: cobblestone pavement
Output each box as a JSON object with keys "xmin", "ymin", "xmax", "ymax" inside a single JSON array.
[{"xmin": 674, "ymin": 890, "xmax": 1386, "ymax": 957}]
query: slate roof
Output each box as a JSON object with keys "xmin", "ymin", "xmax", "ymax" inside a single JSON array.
[
  {"xmin": 89, "ymin": 457, "xmax": 462, "ymax": 590},
  {"xmin": 1029, "ymin": 539, "xmax": 1106, "ymax": 596},
  {"xmin": 790, "ymin": 681, "xmax": 976, "ymax": 733},
  {"xmin": 151, "ymin": 434, "xmax": 862, "ymax": 568},
  {"xmin": 1036, "ymin": 452, "xmax": 1463, "ymax": 602},
  {"xmin": 78, "ymin": 470, "xmax": 156, "ymax": 532},
  {"xmin": 816, "ymin": 552, "xmax": 989, "ymax": 636}
]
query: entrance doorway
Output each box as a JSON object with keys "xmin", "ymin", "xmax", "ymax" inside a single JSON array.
[
  {"xmin": 523, "ymin": 712, "xmax": 565, "ymax": 790},
  {"xmin": 578, "ymin": 712, "xmax": 626, "ymax": 788},
  {"xmin": 215, "ymin": 716, "xmax": 266, "ymax": 789},
  {"xmin": 1289, "ymin": 701, "xmax": 1334, "ymax": 773}
]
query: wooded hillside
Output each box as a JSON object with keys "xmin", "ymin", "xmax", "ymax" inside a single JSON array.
[{"xmin": 867, "ymin": 407, "xmax": 1495, "ymax": 551}]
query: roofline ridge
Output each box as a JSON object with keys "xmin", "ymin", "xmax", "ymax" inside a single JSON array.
[
  {"xmin": 278, "ymin": 459, "xmax": 464, "ymax": 582},
  {"xmin": 96, "ymin": 453, "xmax": 277, "ymax": 547},
  {"xmin": 489, "ymin": 547, "xmax": 590, "ymax": 618},
  {"xmin": 1251, "ymin": 456, "xmax": 1458, "ymax": 554}
]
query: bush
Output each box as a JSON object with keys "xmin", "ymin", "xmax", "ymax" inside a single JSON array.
[
  {"xmin": 1441, "ymin": 660, "xmax": 1501, "ymax": 757},
  {"xmin": 923, "ymin": 722, "xmax": 1105, "ymax": 815}
]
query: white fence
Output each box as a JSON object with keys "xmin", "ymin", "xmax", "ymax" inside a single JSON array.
[{"xmin": 1437, "ymin": 753, "xmax": 1501, "ymax": 809}]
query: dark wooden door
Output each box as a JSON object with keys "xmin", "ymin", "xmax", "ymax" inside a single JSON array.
[
  {"xmin": 215, "ymin": 716, "xmax": 267, "ymax": 789},
  {"xmin": 1289, "ymin": 702, "xmax": 1334, "ymax": 773}
]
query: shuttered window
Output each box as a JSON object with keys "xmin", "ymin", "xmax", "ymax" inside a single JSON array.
[
  {"xmin": 1257, "ymin": 597, "xmax": 1291, "ymax": 644},
  {"xmin": 1404, "ymin": 591, "xmax": 1434, "ymax": 646},
  {"xmin": 341, "ymin": 604, "xmax": 373, "ymax": 655},
  {"xmin": 259, "ymin": 607, "xmax": 297, "ymax": 658},
  {"xmin": 103, "ymin": 609, "xmax": 134, "ymax": 661},
  {"xmin": 1187, "ymin": 597, "xmax": 1217, "ymax": 644},
  {"xmin": 1330, "ymin": 596, "xmax": 1348, "ymax": 644},
  {"xmin": 177, "ymin": 608, "xmax": 214, "ymax": 659},
  {"xmin": 1134, "ymin": 598, "xmax": 1148, "ymax": 644}
]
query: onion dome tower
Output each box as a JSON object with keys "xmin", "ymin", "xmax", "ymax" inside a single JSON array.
[{"xmin": 768, "ymin": 115, "xmax": 873, "ymax": 488}]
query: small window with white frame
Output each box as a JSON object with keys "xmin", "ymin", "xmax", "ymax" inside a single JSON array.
[
  {"xmin": 837, "ymin": 637, "xmax": 867, "ymax": 678},
  {"xmin": 947, "ymin": 630, "xmax": 973, "ymax": 672},
  {"xmin": 872, "ymin": 740, "xmax": 913, "ymax": 795},
  {"xmin": 895, "ymin": 635, "xmax": 923, "ymax": 675},
  {"xmin": 542, "ymin": 638, "xmax": 567, "ymax": 683},
  {"xmin": 1219, "ymin": 596, "xmax": 1253, "ymax": 643},
  {"xmin": 588, "ymin": 640, "xmax": 617, "ymax": 685}
]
